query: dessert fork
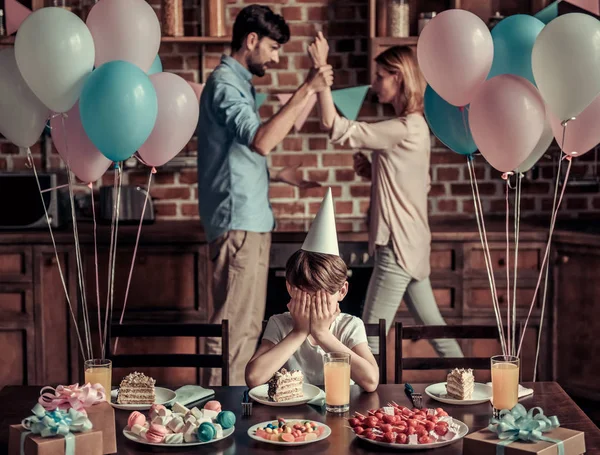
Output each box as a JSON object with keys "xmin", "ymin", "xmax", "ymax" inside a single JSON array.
[
  {"xmin": 404, "ymin": 383, "xmax": 422, "ymax": 409},
  {"xmin": 242, "ymin": 389, "xmax": 252, "ymax": 416}
]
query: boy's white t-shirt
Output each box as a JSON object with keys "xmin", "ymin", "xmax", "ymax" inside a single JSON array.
[{"xmin": 261, "ymin": 312, "xmax": 369, "ymax": 385}]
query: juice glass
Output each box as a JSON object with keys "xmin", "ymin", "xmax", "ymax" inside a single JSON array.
[
  {"xmin": 491, "ymin": 355, "xmax": 519, "ymax": 417},
  {"xmin": 323, "ymin": 352, "xmax": 351, "ymax": 413},
  {"xmin": 84, "ymin": 359, "xmax": 112, "ymax": 398}
]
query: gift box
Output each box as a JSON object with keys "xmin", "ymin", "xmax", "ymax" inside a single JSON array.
[
  {"xmin": 464, "ymin": 426, "xmax": 586, "ymax": 454},
  {"xmin": 8, "ymin": 425, "xmax": 103, "ymax": 455},
  {"xmin": 85, "ymin": 402, "xmax": 116, "ymax": 454}
]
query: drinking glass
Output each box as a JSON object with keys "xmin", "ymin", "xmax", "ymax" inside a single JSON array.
[
  {"xmin": 491, "ymin": 355, "xmax": 519, "ymax": 417},
  {"xmin": 323, "ymin": 352, "xmax": 351, "ymax": 413}
]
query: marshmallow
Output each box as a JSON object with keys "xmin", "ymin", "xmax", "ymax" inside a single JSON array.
[
  {"xmin": 438, "ymin": 416, "xmax": 454, "ymax": 424},
  {"xmin": 214, "ymin": 423, "xmax": 224, "ymax": 439},
  {"xmin": 383, "ymin": 407, "xmax": 395, "ymax": 416},
  {"xmin": 428, "ymin": 430, "xmax": 440, "ymax": 441},
  {"xmin": 167, "ymin": 417, "xmax": 185, "ymax": 433},
  {"xmin": 442, "ymin": 429, "xmax": 458, "ymax": 441},
  {"xmin": 190, "ymin": 407, "xmax": 203, "ymax": 420},
  {"xmin": 164, "ymin": 433, "xmax": 184, "ymax": 444},
  {"xmin": 131, "ymin": 424, "xmax": 145, "ymax": 436},
  {"xmin": 172, "ymin": 402, "xmax": 189, "ymax": 415},
  {"xmin": 139, "ymin": 428, "xmax": 148, "ymax": 439},
  {"xmin": 158, "ymin": 407, "xmax": 172, "ymax": 418},
  {"xmin": 202, "ymin": 409, "xmax": 218, "ymax": 421},
  {"xmin": 408, "ymin": 434, "xmax": 418, "ymax": 445},
  {"xmin": 185, "ymin": 415, "xmax": 197, "ymax": 425},
  {"xmin": 182, "ymin": 421, "xmax": 198, "ymax": 434},
  {"xmin": 427, "ymin": 408, "xmax": 436, "ymax": 416},
  {"xmin": 152, "ymin": 415, "xmax": 171, "ymax": 426},
  {"xmin": 183, "ymin": 428, "xmax": 198, "ymax": 443},
  {"xmin": 195, "ymin": 417, "xmax": 212, "ymax": 425}
]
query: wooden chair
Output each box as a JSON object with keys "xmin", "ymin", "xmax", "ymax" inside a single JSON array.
[
  {"xmin": 394, "ymin": 322, "xmax": 520, "ymax": 384},
  {"xmin": 260, "ymin": 318, "xmax": 388, "ymax": 384},
  {"xmin": 107, "ymin": 320, "xmax": 230, "ymax": 386}
]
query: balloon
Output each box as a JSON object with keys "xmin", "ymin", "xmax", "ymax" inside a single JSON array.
[
  {"xmin": 488, "ymin": 15, "xmax": 545, "ymax": 85},
  {"xmin": 188, "ymin": 82, "xmax": 205, "ymax": 103},
  {"xmin": 14, "ymin": 7, "xmax": 95, "ymax": 113},
  {"xmin": 86, "ymin": 0, "xmax": 161, "ymax": 72},
  {"xmin": 50, "ymin": 103, "xmax": 112, "ymax": 183},
  {"xmin": 79, "ymin": 60, "xmax": 158, "ymax": 162},
  {"xmin": 532, "ymin": 13, "xmax": 600, "ymax": 121},
  {"xmin": 424, "ymin": 85, "xmax": 476, "ymax": 156},
  {"xmin": 548, "ymin": 94, "xmax": 600, "ymax": 158},
  {"xmin": 0, "ymin": 49, "xmax": 49, "ymax": 148},
  {"xmin": 148, "ymin": 55, "xmax": 163, "ymax": 76},
  {"xmin": 469, "ymin": 75, "xmax": 546, "ymax": 172},
  {"xmin": 417, "ymin": 9, "xmax": 493, "ymax": 106},
  {"xmin": 138, "ymin": 73, "xmax": 200, "ymax": 167},
  {"xmin": 516, "ymin": 114, "xmax": 554, "ymax": 173}
]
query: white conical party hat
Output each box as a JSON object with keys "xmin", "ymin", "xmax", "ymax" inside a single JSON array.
[{"xmin": 301, "ymin": 187, "xmax": 339, "ymax": 256}]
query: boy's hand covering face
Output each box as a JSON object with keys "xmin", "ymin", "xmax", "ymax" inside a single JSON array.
[
  {"xmin": 310, "ymin": 289, "xmax": 340, "ymax": 337},
  {"xmin": 288, "ymin": 287, "xmax": 311, "ymax": 336}
]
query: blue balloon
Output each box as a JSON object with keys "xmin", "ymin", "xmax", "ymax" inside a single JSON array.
[
  {"xmin": 148, "ymin": 55, "xmax": 163, "ymax": 76},
  {"xmin": 424, "ymin": 85, "xmax": 477, "ymax": 156},
  {"xmin": 80, "ymin": 60, "xmax": 158, "ymax": 162},
  {"xmin": 488, "ymin": 15, "xmax": 545, "ymax": 85}
]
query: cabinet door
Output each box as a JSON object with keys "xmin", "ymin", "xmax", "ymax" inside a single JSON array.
[{"xmin": 553, "ymin": 243, "xmax": 600, "ymax": 399}]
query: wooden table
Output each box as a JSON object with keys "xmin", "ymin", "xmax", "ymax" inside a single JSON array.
[{"xmin": 1, "ymin": 383, "xmax": 599, "ymax": 454}]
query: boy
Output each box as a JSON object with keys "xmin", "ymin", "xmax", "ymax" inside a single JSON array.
[{"xmin": 245, "ymin": 189, "xmax": 379, "ymax": 392}]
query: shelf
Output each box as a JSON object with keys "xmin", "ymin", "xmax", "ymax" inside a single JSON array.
[
  {"xmin": 371, "ymin": 36, "xmax": 419, "ymax": 46},
  {"xmin": 161, "ymin": 36, "xmax": 231, "ymax": 44}
]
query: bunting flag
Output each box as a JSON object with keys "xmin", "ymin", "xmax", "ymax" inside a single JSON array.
[
  {"xmin": 276, "ymin": 93, "xmax": 317, "ymax": 131},
  {"xmin": 188, "ymin": 82, "xmax": 204, "ymax": 103},
  {"xmin": 5, "ymin": 0, "xmax": 32, "ymax": 36},
  {"xmin": 534, "ymin": 0, "xmax": 599, "ymax": 24},
  {"xmin": 255, "ymin": 92, "xmax": 268, "ymax": 109},
  {"xmin": 566, "ymin": 0, "xmax": 599, "ymax": 15},
  {"xmin": 331, "ymin": 86, "xmax": 370, "ymax": 121}
]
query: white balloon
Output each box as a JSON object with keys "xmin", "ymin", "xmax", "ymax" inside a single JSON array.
[
  {"xmin": 15, "ymin": 7, "xmax": 95, "ymax": 113},
  {"xmin": 532, "ymin": 13, "xmax": 600, "ymax": 121},
  {"xmin": 516, "ymin": 111, "xmax": 554, "ymax": 173},
  {"xmin": 0, "ymin": 49, "xmax": 49, "ymax": 148}
]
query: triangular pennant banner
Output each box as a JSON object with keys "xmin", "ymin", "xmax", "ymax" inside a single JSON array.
[
  {"xmin": 276, "ymin": 93, "xmax": 317, "ymax": 131},
  {"xmin": 534, "ymin": 0, "xmax": 560, "ymax": 23},
  {"xmin": 188, "ymin": 82, "xmax": 205, "ymax": 103},
  {"xmin": 331, "ymin": 86, "xmax": 370, "ymax": 121},
  {"xmin": 565, "ymin": 0, "xmax": 600, "ymax": 15},
  {"xmin": 6, "ymin": 0, "xmax": 32, "ymax": 36},
  {"xmin": 255, "ymin": 92, "xmax": 268, "ymax": 109}
]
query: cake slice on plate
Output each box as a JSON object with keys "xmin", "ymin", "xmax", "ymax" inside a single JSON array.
[
  {"xmin": 268, "ymin": 368, "xmax": 304, "ymax": 402},
  {"xmin": 445, "ymin": 368, "xmax": 474, "ymax": 400},
  {"xmin": 117, "ymin": 371, "xmax": 156, "ymax": 404}
]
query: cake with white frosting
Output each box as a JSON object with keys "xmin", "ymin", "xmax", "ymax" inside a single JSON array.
[
  {"xmin": 445, "ymin": 368, "xmax": 474, "ymax": 400},
  {"xmin": 268, "ymin": 368, "xmax": 304, "ymax": 402},
  {"xmin": 117, "ymin": 371, "xmax": 156, "ymax": 404}
]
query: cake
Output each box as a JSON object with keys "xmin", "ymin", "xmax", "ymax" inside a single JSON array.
[
  {"xmin": 117, "ymin": 371, "xmax": 156, "ymax": 404},
  {"xmin": 267, "ymin": 368, "xmax": 304, "ymax": 402},
  {"xmin": 445, "ymin": 368, "xmax": 474, "ymax": 400}
]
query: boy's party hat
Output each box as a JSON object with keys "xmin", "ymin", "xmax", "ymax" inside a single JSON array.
[{"xmin": 301, "ymin": 187, "xmax": 339, "ymax": 256}]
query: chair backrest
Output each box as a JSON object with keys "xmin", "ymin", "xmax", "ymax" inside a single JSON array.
[
  {"xmin": 394, "ymin": 322, "xmax": 519, "ymax": 384},
  {"xmin": 107, "ymin": 320, "xmax": 229, "ymax": 386},
  {"xmin": 260, "ymin": 318, "xmax": 388, "ymax": 384}
]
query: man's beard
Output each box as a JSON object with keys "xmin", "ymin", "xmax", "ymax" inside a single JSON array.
[{"xmin": 247, "ymin": 56, "xmax": 266, "ymax": 77}]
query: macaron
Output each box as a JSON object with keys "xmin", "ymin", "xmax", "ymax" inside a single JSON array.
[
  {"xmin": 128, "ymin": 411, "xmax": 146, "ymax": 428},
  {"xmin": 197, "ymin": 422, "xmax": 216, "ymax": 442},
  {"xmin": 216, "ymin": 411, "xmax": 236, "ymax": 430},
  {"xmin": 204, "ymin": 400, "xmax": 222, "ymax": 412},
  {"xmin": 145, "ymin": 423, "xmax": 167, "ymax": 443}
]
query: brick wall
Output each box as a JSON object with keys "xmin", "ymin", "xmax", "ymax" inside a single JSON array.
[{"xmin": 1, "ymin": 0, "xmax": 599, "ymax": 222}]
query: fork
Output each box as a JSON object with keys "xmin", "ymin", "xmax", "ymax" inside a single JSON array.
[
  {"xmin": 404, "ymin": 383, "xmax": 423, "ymax": 409},
  {"xmin": 242, "ymin": 389, "xmax": 252, "ymax": 416}
]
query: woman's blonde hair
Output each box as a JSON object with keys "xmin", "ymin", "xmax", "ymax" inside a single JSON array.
[{"xmin": 375, "ymin": 46, "xmax": 425, "ymax": 116}]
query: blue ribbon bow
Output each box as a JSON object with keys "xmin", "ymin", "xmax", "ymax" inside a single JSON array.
[
  {"xmin": 20, "ymin": 403, "xmax": 92, "ymax": 455},
  {"xmin": 488, "ymin": 404, "xmax": 564, "ymax": 455}
]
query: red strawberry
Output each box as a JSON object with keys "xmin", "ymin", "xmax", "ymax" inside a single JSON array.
[
  {"xmin": 375, "ymin": 413, "xmax": 384, "ymax": 421},
  {"xmin": 382, "ymin": 415, "xmax": 395, "ymax": 424},
  {"xmin": 354, "ymin": 426, "xmax": 365, "ymax": 435},
  {"xmin": 434, "ymin": 425, "xmax": 449, "ymax": 436},
  {"xmin": 424, "ymin": 420, "xmax": 436, "ymax": 431},
  {"xmin": 419, "ymin": 435, "xmax": 432, "ymax": 444},
  {"xmin": 365, "ymin": 417, "xmax": 379, "ymax": 428},
  {"xmin": 348, "ymin": 418, "xmax": 361, "ymax": 427},
  {"xmin": 380, "ymin": 424, "xmax": 393, "ymax": 433},
  {"xmin": 383, "ymin": 432, "xmax": 395, "ymax": 443},
  {"xmin": 396, "ymin": 433, "xmax": 408, "ymax": 444}
]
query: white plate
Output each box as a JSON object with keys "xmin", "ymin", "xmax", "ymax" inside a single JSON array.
[
  {"xmin": 248, "ymin": 420, "xmax": 331, "ymax": 446},
  {"xmin": 248, "ymin": 383, "xmax": 322, "ymax": 407},
  {"xmin": 123, "ymin": 426, "xmax": 234, "ymax": 447},
  {"xmin": 355, "ymin": 418, "xmax": 468, "ymax": 450},
  {"xmin": 425, "ymin": 382, "xmax": 493, "ymax": 405},
  {"xmin": 110, "ymin": 387, "xmax": 177, "ymax": 410}
]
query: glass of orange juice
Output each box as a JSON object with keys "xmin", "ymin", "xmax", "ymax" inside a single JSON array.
[
  {"xmin": 323, "ymin": 352, "xmax": 351, "ymax": 413},
  {"xmin": 84, "ymin": 359, "xmax": 112, "ymax": 399},
  {"xmin": 491, "ymin": 355, "xmax": 519, "ymax": 417}
]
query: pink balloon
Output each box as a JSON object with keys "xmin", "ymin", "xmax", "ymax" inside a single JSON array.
[
  {"xmin": 86, "ymin": 0, "xmax": 160, "ymax": 72},
  {"xmin": 469, "ymin": 75, "xmax": 546, "ymax": 173},
  {"xmin": 188, "ymin": 82, "xmax": 205, "ymax": 103},
  {"xmin": 50, "ymin": 103, "xmax": 112, "ymax": 183},
  {"xmin": 548, "ymin": 94, "xmax": 600, "ymax": 157},
  {"xmin": 138, "ymin": 73, "xmax": 200, "ymax": 167},
  {"xmin": 417, "ymin": 9, "xmax": 493, "ymax": 107}
]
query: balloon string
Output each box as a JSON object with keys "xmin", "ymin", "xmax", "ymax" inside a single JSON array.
[
  {"xmin": 40, "ymin": 183, "xmax": 70, "ymax": 193},
  {"xmin": 90, "ymin": 183, "xmax": 103, "ymax": 359},
  {"xmin": 25, "ymin": 148, "xmax": 86, "ymax": 361},
  {"xmin": 114, "ymin": 167, "xmax": 156, "ymax": 353},
  {"xmin": 468, "ymin": 156, "xmax": 507, "ymax": 356},
  {"xmin": 61, "ymin": 114, "xmax": 92, "ymax": 360},
  {"xmin": 518, "ymin": 120, "xmax": 573, "ymax": 359},
  {"xmin": 108, "ymin": 164, "xmax": 123, "ymax": 358},
  {"xmin": 503, "ymin": 174, "xmax": 511, "ymax": 356},
  {"xmin": 512, "ymin": 172, "xmax": 522, "ymax": 357}
]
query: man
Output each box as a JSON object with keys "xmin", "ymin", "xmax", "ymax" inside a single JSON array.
[{"xmin": 197, "ymin": 4, "xmax": 334, "ymax": 385}]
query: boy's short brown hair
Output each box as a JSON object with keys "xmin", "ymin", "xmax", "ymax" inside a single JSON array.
[{"xmin": 285, "ymin": 250, "xmax": 348, "ymax": 294}]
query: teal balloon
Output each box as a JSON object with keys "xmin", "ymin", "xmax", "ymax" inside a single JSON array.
[
  {"xmin": 148, "ymin": 55, "xmax": 162, "ymax": 75},
  {"xmin": 424, "ymin": 85, "xmax": 477, "ymax": 156},
  {"xmin": 488, "ymin": 15, "xmax": 545, "ymax": 85},
  {"xmin": 80, "ymin": 60, "xmax": 158, "ymax": 162}
]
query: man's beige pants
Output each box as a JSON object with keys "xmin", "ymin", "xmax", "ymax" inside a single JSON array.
[{"xmin": 206, "ymin": 230, "xmax": 271, "ymax": 386}]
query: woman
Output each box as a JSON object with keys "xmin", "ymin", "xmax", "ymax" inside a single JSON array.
[{"xmin": 308, "ymin": 33, "xmax": 463, "ymax": 359}]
